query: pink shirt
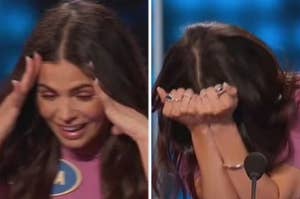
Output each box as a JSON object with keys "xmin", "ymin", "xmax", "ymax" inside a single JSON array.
[
  {"xmin": 53, "ymin": 148, "xmax": 102, "ymax": 199},
  {"xmin": 0, "ymin": 148, "xmax": 102, "ymax": 199},
  {"xmin": 287, "ymin": 88, "xmax": 300, "ymax": 168}
]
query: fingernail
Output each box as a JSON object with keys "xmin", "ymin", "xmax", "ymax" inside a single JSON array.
[
  {"xmin": 88, "ymin": 61, "xmax": 95, "ymax": 70},
  {"xmin": 33, "ymin": 51, "xmax": 38, "ymax": 59},
  {"xmin": 200, "ymin": 89, "xmax": 205, "ymax": 95},
  {"xmin": 11, "ymin": 80, "xmax": 19, "ymax": 86},
  {"xmin": 223, "ymin": 82, "xmax": 229, "ymax": 87},
  {"xmin": 156, "ymin": 86, "xmax": 162, "ymax": 92},
  {"xmin": 25, "ymin": 56, "xmax": 31, "ymax": 64}
]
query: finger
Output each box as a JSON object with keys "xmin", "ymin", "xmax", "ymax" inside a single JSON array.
[
  {"xmin": 4, "ymin": 53, "xmax": 42, "ymax": 109},
  {"xmin": 33, "ymin": 52, "xmax": 42, "ymax": 77},
  {"xmin": 3, "ymin": 80, "xmax": 24, "ymax": 108},
  {"xmin": 180, "ymin": 89, "xmax": 193, "ymax": 114},
  {"xmin": 205, "ymin": 86, "xmax": 220, "ymax": 116},
  {"xmin": 223, "ymin": 82, "xmax": 238, "ymax": 97},
  {"xmin": 162, "ymin": 89, "xmax": 175, "ymax": 117},
  {"xmin": 19, "ymin": 56, "xmax": 35, "ymax": 94},
  {"xmin": 218, "ymin": 92, "xmax": 237, "ymax": 112},
  {"xmin": 219, "ymin": 84, "xmax": 238, "ymax": 110},
  {"xmin": 199, "ymin": 88, "xmax": 212, "ymax": 116},
  {"xmin": 93, "ymin": 78, "xmax": 110, "ymax": 104},
  {"xmin": 195, "ymin": 93, "xmax": 205, "ymax": 115},
  {"xmin": 170, "ymin": 88, "xmax": 185, "ymax": 117},
  {"xmin": 221, "ymin": 82, "xmax": 238, "ymax": 106},
  {"xmin": 156, "ymin": 86, "xmax": 168, "ymax": 103},
  {"xmin": 187, "ymin": 94, "xmax": 198, "ymax": 115},
  {"xmin": 0, "ymin": 80, "xmax": 28, "ymax": 117}
]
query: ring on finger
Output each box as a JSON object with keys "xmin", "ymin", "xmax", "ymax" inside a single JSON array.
[
  {"xmin": 174, "ymin": 97, "xmax": 181, "ymax": 102},
  {"xmin": 166, "ymin": 94, "xmax": 174, "ymax": 101},
  {"xmin": 214, "ymin": 84, "xmax": 225, "ymax": 97},
  {"xmin": 166, "ymin": 94, "xmax": 181, "ymax": 102}
]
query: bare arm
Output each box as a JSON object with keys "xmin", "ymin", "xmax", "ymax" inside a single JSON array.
[
  {"xmin": 191, "ymin": 125, "xmax": 239, "ymax": 199},
  {"xmin": 210, "ymin": 121, "xmax": 279, "ymax": 199},
  {"xmin": 93, "ymin": 80, "xmax": 148, "ymax": 177},
  {"xmin": 157, "ymin": 86, "xmax": 239, "ymax": 198},
  {"xmin": 157, "ymin": 84, "xmax": 300, "ymax": 199},
  {"xmin": 0, "ymin": 53, "xmax": 41, "ymax": 148}
]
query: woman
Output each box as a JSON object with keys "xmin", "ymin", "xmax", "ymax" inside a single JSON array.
[
  {"xmin": 153, "ymin": 22, "xmax": 300, "ymax": 198},
  {"xmin": 0, "ymin": 1, "xmax": 148, "ymax": 199}
]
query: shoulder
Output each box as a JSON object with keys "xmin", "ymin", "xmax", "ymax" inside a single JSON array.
[
  {"xmin": 271, "ymin": 164, "xmax": 300, "ymax": 199},
  {"xmin": 294, "ymin": 75, "xmax": 300, "ymax": 102},
  {"xmin": 285, "ymin": 75, "xmax": 300, "ymax": 169},
  {"xmin": 287, "ymin": 75, "xmax": 300, "ymax": 157}
]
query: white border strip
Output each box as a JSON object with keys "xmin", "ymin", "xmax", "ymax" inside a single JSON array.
[
  {"xmin": 148, "ymin": 0, "xmax": 152, "ymax": 198},
  {"xmin": 150, "ymin": 0, "xmax": 164, "ymax": 198}
]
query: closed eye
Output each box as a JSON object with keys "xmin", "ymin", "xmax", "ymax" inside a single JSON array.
[
  {"xmin": 39, "ymin": 92, "xmax": 57, "ymax": 100},
  {"xmin": 76, "ymin": 93, "xmax": 94, "ymax": 101}
]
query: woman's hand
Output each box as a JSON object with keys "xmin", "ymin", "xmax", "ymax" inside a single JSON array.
[
  {"xmin": 93, "ymin": 79, "xmax": 148, "ymax": 141},
  {"xmin": 0, "ymin": 53, "xmax": 42, "ymax": 146},
  {"xmin": 93, "ymin": 80, "xmax": 148, "ymax": 176},
  {"xmin": 156, "ymin": 83, "xmax": 238, "ymax": 132}
]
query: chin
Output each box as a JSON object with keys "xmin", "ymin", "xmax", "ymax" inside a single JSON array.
[{"xmin": 59, "ymin": 139, "xmax": 89, "ymax": 149}]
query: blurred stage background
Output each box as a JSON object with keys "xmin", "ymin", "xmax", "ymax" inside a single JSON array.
[
  {"xmin": 152, "ymin": 0, "xmax": 300, "ymax": 198},
  {"xmin": 0, "ymin": 0, "xmax": 148, "ymax": 82},
  {"xmin": 153, "ymin": 0, "xmax": 300, "ymax": 80}
]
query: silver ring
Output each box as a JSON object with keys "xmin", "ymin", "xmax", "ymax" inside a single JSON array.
[
  {"xmin": 215, "ymin": 84, "xmax": 225, "ymax": 96},
  {"xmin": 166, "ymin": 94, "xmax": 174, "ymax": 101}
]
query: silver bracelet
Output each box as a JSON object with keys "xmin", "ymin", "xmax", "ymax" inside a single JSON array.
[{"xmin": 223, "ymin": 163, "xmax": 244, "ymax": 170}]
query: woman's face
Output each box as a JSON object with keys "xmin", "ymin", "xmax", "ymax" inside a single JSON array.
[{"xmin": 36, "ymin": 59, "xmax": 107, "ymax": 150}]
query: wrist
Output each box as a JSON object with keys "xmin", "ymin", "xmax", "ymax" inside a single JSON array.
[
  {"xmin": 210, "ymin": 118, "xmax": 236, "ymax": 135},
  {"xmin": 210, "ymin": 120, "xmax": 248, "ymax": 166},
  {"xmin": 189, "ymin": 124, "xmax": 213, "ymax": 143},
  {"xmin": 135, "ymin": 121, "xmax": 148, "ymax": 144},
  {"xmin": 189, "ymin": 123, "xmax": 210, "ymax": 135}
]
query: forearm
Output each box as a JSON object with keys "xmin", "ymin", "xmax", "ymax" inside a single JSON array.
[
  {"xmin": 210, "ymin": 121, "xmax": 279, "ymax": 199},
  {"xmin": 136, "ymin": 138, "xmax": 148, "ymax": 178},
  {"xmin": 191, "ymin": 125, "xmax": 239, "ymax": 199},
  {"xmin": 134, "ymin": 122, "xmax": 148, "ymax": 178}
]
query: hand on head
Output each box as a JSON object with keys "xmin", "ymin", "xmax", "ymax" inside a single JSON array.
[
  {"xmin": 93, "ymin": 79, "xmax": 148, "ymax": 177},
  {"xmin": 0, "ymin": 52, "xmax": 42, "ymax": 145},
  {"xmin": 157, "ymin": 83, "xmax": 238, "ymax": 131},
  {"xmin": 93, "ymin": 79, "xmax": 148, "ymax": 142}
]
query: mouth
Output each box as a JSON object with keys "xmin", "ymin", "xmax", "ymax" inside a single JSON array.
[
  {"xmin": 57, "ymin": 123, "xmax": 88, "ymax": 140},
  {"xmin": 61, "ymin": 124, "xmax": 86, "ymax": 132}
]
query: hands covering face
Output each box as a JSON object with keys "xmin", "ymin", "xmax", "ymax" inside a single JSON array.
[{"xmin": 156, "ymin": 83, "xmax": 238, "ymax": 131}]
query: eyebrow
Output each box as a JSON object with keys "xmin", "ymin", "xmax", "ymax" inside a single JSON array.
[{"xmin": 37, "ymin": 83, "xmax": 94, "ymax": 93}]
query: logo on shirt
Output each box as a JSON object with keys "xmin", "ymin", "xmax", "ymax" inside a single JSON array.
[{"xmin": 51, "ymin": 159, "xmax": 82, "ymax": 196}]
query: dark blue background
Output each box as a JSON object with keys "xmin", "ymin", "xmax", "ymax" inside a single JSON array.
[
  {"xmin": 160, "ymin": 0, "xmax": 300, "ymax": 74},
  {"xmin": 0, "ymin": 0, "xmax": 148, "ymax": 81}
]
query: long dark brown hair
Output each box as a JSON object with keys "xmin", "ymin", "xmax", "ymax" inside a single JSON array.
[
  {"xmin": 0, "ymin": 1, "xmax": 147, "ymax": 198},
  {"xmin": 152, "ymin": 22, "xmax": 298, "ymax": 198}
]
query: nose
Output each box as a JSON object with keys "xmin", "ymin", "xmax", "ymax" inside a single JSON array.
[{"xmin": 56, "ymin": 99, "xmax": 77, "ymax": 124}]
